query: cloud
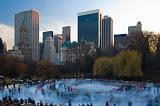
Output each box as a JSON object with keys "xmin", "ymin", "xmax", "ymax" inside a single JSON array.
[{"xmin": 0, "ymin": 23, "xmax": 14, "ymax": 49}]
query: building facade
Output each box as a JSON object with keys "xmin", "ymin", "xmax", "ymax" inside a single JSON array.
[
  {"xmin": 54, "ymin": 34, "xmax": 63, "ymax": 53},
  {"xmin": 62, "ymin": 26, "xmax": 71, "ymax": 42},
  {"xmin": 54, "ymin": 34, "xmax": 63, "ymax": 63},
  {"xmin": 42, "ymin": 31, "xmax": 54, "ymax": 58},
  {"xmin": 128, "ymin": 21, "xmax": 142, "ymax": 36},
  {"xmin": 114, "ymin": 34, "xmax": 129, "ymax": 52},
  {"xmin": 43, "ymin": 31, "xmax": 53, "ymax": 45},
  {"xmin": 60, "ymin": 41, "xmax": 96, "ymax": 63},
  {"xmin": 0, "ymin": 38, "xmax": 3, "ymax": 54},
  {"xmin": 60, "ymin": 41, "xmax": 77, "ymax": 63},
  {"xmin": 43, "ymin": 36, "xmax": 56, "ymax": 63},
  {"xmin": 101, "ymin": 16, "xmax": 113, "ymax": 50},
  {"xmin": 15, "ymin": 9, "xmax": 39, "ymax": 61},
  {"xmin": 78, "ymin": 9, "xmax": 102, "ymax": 48},
  {"xmin": 7, "ymin": 46, "xmax": 24, "ymax": 59},
  {"xmin": 0, "ymin": 38, "xmax": 7, "ymax": 55},
  {"xmin": 39, "ymin": 42, "xmax": 43, "ymax": 60}
]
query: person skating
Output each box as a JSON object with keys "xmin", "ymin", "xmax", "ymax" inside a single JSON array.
[
  {"xmin": 128, "ymin": 101, "xmax": 132, "ymax": 106},
  {"xmin": 106, "ymin": 101, "xmax": 109, "ymax": 106}
]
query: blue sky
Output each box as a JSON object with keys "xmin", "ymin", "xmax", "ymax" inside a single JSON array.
[{"xmin": 0, "ymin": 0, "xmax": 160, "ymax": 49}]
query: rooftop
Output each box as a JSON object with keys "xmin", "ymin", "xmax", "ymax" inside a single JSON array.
[
  {"xmin": 15, "ymin": 9, "xmax": 39, "ymax": 15},
  {"xmin": 61, "ymin": 41, "xmax": 79, "ymax": 49},
  {"xmin": 78, "ymin": 9, "xmax": 101, "ymax": 16}
]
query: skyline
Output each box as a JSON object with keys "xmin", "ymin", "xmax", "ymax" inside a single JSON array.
[{"xmin": 0, "ymin": 0, "xmax": 160, "ymax": 49}]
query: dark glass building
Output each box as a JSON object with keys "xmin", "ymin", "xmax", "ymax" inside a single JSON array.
[
  {"xmin": 0, "ymin": 38, "xmax": 7, "ymax": 55},
  {"xmin": 62, "ymin": 26, "xmax": 71, "ymax": 42},
  {"xmin": 43, "ymin": 31, "xmax": 53, "ymax": 44},
  {"xmin": 0, "ymin": 38, "xmax": 4, "ymax": 55},
  {"xmin": 78, "ymin": 9, "xmax": 102, "ymax": 48},
  {"xmin": 39, "ymin": 42, "xmax": 43, "ymax": 60},
  {"xmin": 114, "ymin": 34, "xmax": 129, "ymax": 51}
]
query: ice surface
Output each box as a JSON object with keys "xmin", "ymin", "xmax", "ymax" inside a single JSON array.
[{"xmin": 0, "ymin": 79, "xmax": 159, "ymax": 106}]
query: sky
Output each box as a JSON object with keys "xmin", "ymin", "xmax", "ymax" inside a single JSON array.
[{"xmin": 0, "ymin": 0, "xmax": 160, "ymax": 49}]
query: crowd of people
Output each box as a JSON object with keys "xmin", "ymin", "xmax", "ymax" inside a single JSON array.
[
  {"xmin": 0, "ymin": 96, "xmax": 36, "ymax": 106},
  {"xmin": 0, "ymin": 96, "xmax": 136, "ymax": 106},
  {"xmin": 0, "ymin": 96, "xmax": 94, "ymax": 106},
  {"xmin": 0, "ymin": 96, "xmax": 159, "ymax": 106}
]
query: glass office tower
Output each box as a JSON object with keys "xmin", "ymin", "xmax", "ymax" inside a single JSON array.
[
  {"xmin": 78, "ymin": 9, "xmax": 102, "ymax": 48},
  {"xmin": 62, "ymin": 26, "xmax": 71, "ymax": 42}
]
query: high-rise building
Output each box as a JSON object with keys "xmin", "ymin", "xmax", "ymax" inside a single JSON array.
[
  {"xmin": 78, "ymin": 9, "xmax": 102, "ymax": 48},
  {"xmin": 43, "ymin": 31, "xmax": 53, "ymax": 45},
  {"xmin": 62, "ymin": 26, "xmax": 71, "ymax": 42},
  {"xmin": 101, "ymin": 15, "xmax": 113, "ymax": 50},
  {"xmin": 15, "ymin": 9, "xmax": 39, "ymax": 61},
  {"xmin": 128, "ymin": 21, "xmax": 142, "ymax": 36},
  {"xmin": 41, "ymin": 31, "xmax": 54, "ymax": 60},
  {"xmin": 114, "ymin": 34, "xmax": 129, "ymax": 52},
  {"xmin": 54, "ymin": 34, "xmax": 63, "ymax": 54},
  {"xmin": 43, "ymin": 36, "xmax": 56, "ymax": 63},
  {"xmin": 53, "ymin": 34, "xmax": 63, "ymax": 64}
]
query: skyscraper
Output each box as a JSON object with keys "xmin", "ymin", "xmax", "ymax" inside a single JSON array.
[
  {"xmin": 101, "ymin": 16, "xmax": 113, "ymax": 50},
  {"xmin": 41, "ymin": 31, "xmax": 54, "ymax": 60},
  {"xmin": 43, "ymin": 36, "xmax": 56, "ymax": 63},
  {"xmin": 15, "ymin": 9, "xmax": 39, "ymax": 61},
  {"xmin": 43, "ymin": 31, "xmax": 53, "ymax": 44},
  {"xmin": 62, "ymin": 26, "xmax": 71, "ymax": 42},
  {"xmin": 53, "ymin": 34, "xmax": 63, "ymax": 64},
  {"xmin": 128, "ymin": 21, "xmax": 142, "ymax": 36},
  {"xmin": 54, "ymin": 34, "xmax": 63, "ymax": 54},
  {"xmin": 78, "ymin": 9, "xmax": 102, "ymax": 48}
]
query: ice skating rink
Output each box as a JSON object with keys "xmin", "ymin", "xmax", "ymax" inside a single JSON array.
[{"xmin": 0, "ymin": 79, "xmax": 159, "ymax": 106}]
